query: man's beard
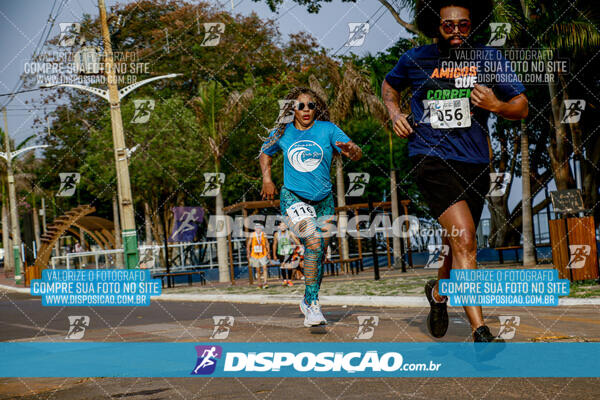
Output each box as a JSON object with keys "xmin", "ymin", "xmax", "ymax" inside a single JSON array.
[{"xmin": 438, "ymin": 34, "xmax": 472, "ymax": 56}]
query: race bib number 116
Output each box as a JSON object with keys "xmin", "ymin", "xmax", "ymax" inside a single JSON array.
[
  {"xmin": 286, "ymin": 202, "xmax": 316, "ymax": 224},
  {"xmin": 429, "ymin": 98, "xmax": 471, "ymax": 129}
]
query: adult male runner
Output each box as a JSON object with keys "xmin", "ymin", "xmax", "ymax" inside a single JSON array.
[{"xmin": 383, "ymin": 0, "xmax": 528, "ymax": 342}]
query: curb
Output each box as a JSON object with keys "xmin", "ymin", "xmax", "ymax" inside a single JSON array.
[
  {"xmin": 0, "ymin": 284, "xmax": 29, "ymax": 294},
  {"xmin": 158, "ymin": 293, "xmax": 430, "ymax": 308}
]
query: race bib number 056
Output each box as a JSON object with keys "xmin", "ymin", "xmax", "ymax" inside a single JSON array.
[
  {"xmin": 429, "ymin": 98, "xmax": 471, "ymax": 129},
  {"xmin": 286, "ymin": 202, "xmax": 316, "ymax": 224}
]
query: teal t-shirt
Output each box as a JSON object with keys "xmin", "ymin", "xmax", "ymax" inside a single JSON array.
[{"xmin": 261, "ymin": 120, "xmax": 351, "ymax": 201}]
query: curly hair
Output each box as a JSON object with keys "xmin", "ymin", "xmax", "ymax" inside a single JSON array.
[
  {"xmin": 415, "ymin": 0, "xmax": 494, "ymax": 39},
  {"xmin": 260, "ymin": 87, "xmax": 330, "ymax": 155}
]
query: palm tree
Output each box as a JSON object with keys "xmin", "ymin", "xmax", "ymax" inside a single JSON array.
[
  {"xmin": 518, "ymin": 0, "xmax": 600, "ymax": 262},
  {"xmin": 192, "ymin": 80, "xmax": 253, "ymax": 283}
]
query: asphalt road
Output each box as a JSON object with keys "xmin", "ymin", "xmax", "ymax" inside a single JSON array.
[{"xmin": 1, "ymin": 292, "xmax": 600, "ymax": 399}]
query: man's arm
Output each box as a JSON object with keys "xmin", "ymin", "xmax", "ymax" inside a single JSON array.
[
  {"xmin": 382, "ymin": 80, "xmax": 413, "ymax": 138},
  {"xmin": 471, "ymin": 85, "xmax": 528, "ymax": 120},
  {"xmin": 272, "ymin": 234, "xmax": 278, "ymax": 260}
]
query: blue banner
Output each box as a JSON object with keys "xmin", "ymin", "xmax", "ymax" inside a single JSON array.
[
  {"xmin": 30, "ymin": 269, "xmax": 161, "ymax": 306},
  {"xmin": 1, "ymin": 342, "xmax": 598, "ymax": 377},
  {"xmin": 439, "ymin": 269, "xmax": 570, "ymax": 306}
]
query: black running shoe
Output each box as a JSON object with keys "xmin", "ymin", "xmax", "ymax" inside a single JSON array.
[
  {"xmin": 425, "ymin": 279, "xmax": 449, "ymax": 338},
  {"xmin": 473, "ymin": 325, "xmax": 505, "ymax": 342}
]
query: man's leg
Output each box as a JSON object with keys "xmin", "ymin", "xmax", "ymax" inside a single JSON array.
[
  {"xmin": 433, "ymin": 234, "xmax": 452, "ymax": 301},
  {"xmin": 437, "ymin": 200, "xmax": 484, "ymax": 331}
]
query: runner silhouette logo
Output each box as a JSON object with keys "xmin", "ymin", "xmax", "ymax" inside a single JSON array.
[
  {"xmin": 131, "ymin": 100, "xmax": 155, "ymax": 124},
  {"xmin": 57, "ymin": 173, "xmax": 81, "ymax": 197},
  {"xmin": 192, "ymin": 345, "xmax": 222, "ymax": 375},
  {"xmin": 201, "ymin": 173, "xmax": 225, "ymax": 196},
  {"xmin": 567, "ymin": 245, "xmax": 590, "ymax": 269},
  {"xmin": 66, "ymin": 316, "xmax": 89, "ymax": 339},
  {"xmin": 201, "ymin": 23, "xmax": 225, "ymax": 47},
  {"xmin": 487, "ymin": 23, "xmax": 511, "ymax": 46},
  {"xmin": 210, "ymin": 316, "xmax": 234, "ymax": 339},
  {"xmin": 354, "ymin": 316, "xmax": 379, "ymax": 339},
  {"xmin": 287, "ymin": 140, "xmax": 323, "ymax": 172},
  {"xmin": 346, "ymin": 23, "xmax": 370, "ymax": 47},
  {"xmin": 561, "ymin": 100, "xmax": 585, "ymax": 124},
  {"xmin": 425, "ymin": 245, "xmax": 450, "ymax": 269},
  {"xmin": 497, "ymin": 315, "xmax": 520, "ymax": 339},
  {"xmin": 59, "ymin": 23, "xmax": 81, "ymax": 47},
  {"xmin": 346, "ymin": 173, "xmax": 370, "ymax": 197},
  {"xmin": 487, "ymin": 172, "xmax": 511, "ymax": 197}
]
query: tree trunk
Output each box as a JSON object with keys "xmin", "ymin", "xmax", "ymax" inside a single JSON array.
[
  {"xmin": 335, "ymin": 156, "xmax": 350, "ymax": 268},
  {"xmin": 32, "ymin": 198, "xmax": 41, "ymax": 253},
  {"xmin": 144, "ymin": 202, "xmax": 153, "ymax": 245},
  {"xmin": 521, "ymin": 120, "xmax": 536, "ymax": 266},
  {"xmin": 390, "ymin": 170, "xmax": 402, "ymax": 267},
  {"xmin": 2, "ymin": 199, "xmax": 13, "ymax": 276},
  {"xmin": 112, "ymin": 195, "xmax": 124, "ymax": 267},
  {"xmin": 487, "ymin": 193, "xmax": 512, "ymax": 247},
  {"xmin": 215, "ymin": 188, "xmax": 230, "ymax": 283},
  {"xmin": 547, "ymin": 79, "xmax": 572, "ymax": 191}
]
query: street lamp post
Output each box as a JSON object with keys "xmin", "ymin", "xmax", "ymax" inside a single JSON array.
[
  {"xmin": 42, "ymin": 0, "xmax": 179, "ymax": 269},
  {"xmin": 1, "ymin": 107, "xmax": 48, "ymax": 284}
]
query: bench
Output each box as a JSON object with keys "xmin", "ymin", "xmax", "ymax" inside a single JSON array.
[
  {"xmin": 324, "ymin": 257, "xmax": 363, "ymax": 275},
  {"xmin": 495, "ymin": 244, "xmax": 548, "ymax": 264},
  {"xmin": 153, "ymin": 270, "xmax": 206, "ymax": 288}
]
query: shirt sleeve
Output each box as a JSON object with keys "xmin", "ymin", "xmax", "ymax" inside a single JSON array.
[
  {"xmin": 260, "ymin": 129, "xmax": 281, "ymax": 156},
  {"xmin": 491, "ymin": 49, "xmax": 526, "ymax": 101},
  {"xmin": 384, "ymin": 50, "xmax": 412, "ymax": 91},
  {"xmin": 330, "ymin": 123, "xmax": 351, "ymax": 153}
]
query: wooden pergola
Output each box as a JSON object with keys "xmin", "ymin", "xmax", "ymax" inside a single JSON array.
[{"xmin": 222, "ymin": 199, "xmax": 411, "ymax": 283}]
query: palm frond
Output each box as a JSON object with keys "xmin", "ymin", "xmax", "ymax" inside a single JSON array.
[
  {"xmin": 308, "ymin": 75, "xmax": 329, "ymax": 103},
  {"xmin": 16, "ymin": 134, "xmax": 38, "ymax": 150},
  {"xmin": 541, "ymin": 20, "xmax": 600, "ymax": 53}
]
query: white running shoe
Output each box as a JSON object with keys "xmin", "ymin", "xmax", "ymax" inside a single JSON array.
[{"xmin": 300, "ymin": 299, "xmax": 327, "ymax": 327}]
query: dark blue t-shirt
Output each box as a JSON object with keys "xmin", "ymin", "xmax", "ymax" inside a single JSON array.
[{"xmin": 385, "ymin": 44, "xmax": 525, "ymax": 163}]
